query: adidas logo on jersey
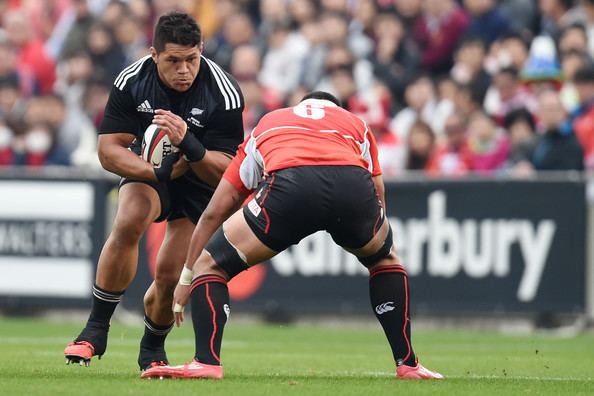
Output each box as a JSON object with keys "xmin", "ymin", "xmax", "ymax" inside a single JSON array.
[
  {"xmin": 136, "ymin": 100, "xmax": 153, "ymax": 113},
  {"xmin": 375, "ymin": 302, "xmax": 395, "ymax": 315}
]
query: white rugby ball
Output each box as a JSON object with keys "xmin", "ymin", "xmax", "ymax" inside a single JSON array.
[{"xmin": 141, "ymin": 124, "xmax": 179, "ymax": 168}]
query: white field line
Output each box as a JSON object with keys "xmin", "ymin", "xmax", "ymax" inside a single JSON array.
[{"xmin": 357, "ymin": 371, "xmax": 593, "ymax": 381}]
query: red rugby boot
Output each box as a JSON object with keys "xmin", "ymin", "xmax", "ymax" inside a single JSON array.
[
  {"xmin": 64, "ymin": 341, "xmax": 96, "ymax": 367},
  {"xmin": 150, "ymin": 359, "xmax": 224, "ymax": 380},
  {"xmin": 140, "ymin": 361, "xmax": 172, "ymax": 379},
  {"xmin": 396, "ymin": 362, "xmax": 444, "ymax": 380}
]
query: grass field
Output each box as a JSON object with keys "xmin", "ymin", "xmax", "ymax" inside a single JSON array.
[{"xmin": 0, "ymin": 316, "xmax": 593, "ymax": 395}]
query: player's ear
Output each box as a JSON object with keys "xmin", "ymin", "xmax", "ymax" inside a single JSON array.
[
  {"xmin": 199, "ymin": 41, "xmax": 204, "ymax": 53},
  {"xmin": 149, "ymin": 47, "xmax": 158, "ymax": 63}
]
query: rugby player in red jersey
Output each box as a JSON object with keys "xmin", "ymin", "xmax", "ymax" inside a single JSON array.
[{"xmin": 143, "ymin": 91, "xmax": 443, "ymax": 380}]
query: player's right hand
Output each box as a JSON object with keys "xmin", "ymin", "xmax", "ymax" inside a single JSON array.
[
  {"xmin": 154, "ymin": 152, "xmax": 181, "ymax": 182},
  {"xmin": 172, "ymin": 283, "xmax": 191, "ymax": 327}
]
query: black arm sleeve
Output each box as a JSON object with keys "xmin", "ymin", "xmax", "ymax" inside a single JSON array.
[
  {"xmin": 201, "ymin": 107, "xmax": 244, "ymax": 156},
  {"xmin": 98, "ymin": 85, "xmax": 138, "ymax": 135}
]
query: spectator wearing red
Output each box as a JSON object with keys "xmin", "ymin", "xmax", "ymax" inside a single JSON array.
[
  {"xmin": 412, "ymin": 0, "xmax": 470, "ymax": 73},
  {"xmin": 465, "ymin": 110, "xmax": 510, "ymax": 173},
  {"xmin": 3, "ymin": 9, "xmax": 56, "ymax": 95}
]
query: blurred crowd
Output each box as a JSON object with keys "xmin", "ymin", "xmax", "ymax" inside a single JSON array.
[{"xmin": 1, "ymin": 0, "xmax": 594, "ymax": 177}]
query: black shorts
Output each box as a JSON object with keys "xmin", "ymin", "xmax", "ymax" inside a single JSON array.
[
  {"xmin": 243, "ymin": 166, "xmax": 383, "ymax": 251},
  {"xmin": 120, "ymin": 172, "xmax": 214, "ymax": 224}
]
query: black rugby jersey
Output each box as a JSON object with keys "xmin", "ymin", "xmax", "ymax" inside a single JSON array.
[{"xmin": 99, "ymin": 55, "xmax": 244, "ymax": 157}]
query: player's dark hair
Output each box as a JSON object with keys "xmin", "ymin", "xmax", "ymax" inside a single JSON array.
[
  {"xmin": 301, "ymin": 91, "xmax": 342, "ymax": 107},
  {"xmin": 153, "ymin": 11, "xmax": 201, "ymax": 53}
]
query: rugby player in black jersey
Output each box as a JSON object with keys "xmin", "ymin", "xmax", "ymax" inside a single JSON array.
[{"xmin": 64, "ymin": 11, "xmax": 244, "ymax": 373}]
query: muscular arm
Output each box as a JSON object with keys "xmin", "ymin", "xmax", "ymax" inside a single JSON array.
[
  {"xmin": 188, "ymin": 151, "xmax": 233, "ymax": 187},
  {"xmin": 185, "ymin": 179, "xmax": 246, "ymax": 272},
  {"xmin": 98, "ymin": 133, "xmax": 158, "ymax": 181}
]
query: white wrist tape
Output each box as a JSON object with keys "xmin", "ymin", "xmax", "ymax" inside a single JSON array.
[{"xmin": 179, "ymin": 266, "xmax": 193, "ymax": 286}]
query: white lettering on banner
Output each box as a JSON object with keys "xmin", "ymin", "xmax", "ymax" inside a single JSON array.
[{"xmin": 270, "ymin": 190, "xmax": 556, "ymax": 302}]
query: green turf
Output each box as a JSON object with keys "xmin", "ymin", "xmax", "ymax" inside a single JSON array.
[{"xmin": 0, "ymin": 317, "xmax": 592, "ymax": 395}]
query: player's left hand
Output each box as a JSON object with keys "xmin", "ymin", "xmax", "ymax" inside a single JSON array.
[
  {"xmin": 153, "ymin": 109, "xmax": 187, "ymax": 146},
  {"xmin": 172, "ymin": 283, "xmax": 191, "ymax": 327}
]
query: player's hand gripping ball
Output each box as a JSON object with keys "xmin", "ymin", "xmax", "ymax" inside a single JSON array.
[{"xmin": 141, "ymin": 124, "xmax": 179, "ymax": 168}]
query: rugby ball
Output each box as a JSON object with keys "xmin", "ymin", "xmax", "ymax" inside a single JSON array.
[{"xmin": 141, "ymin": 124, "xmax": 178, "ymax": 168}]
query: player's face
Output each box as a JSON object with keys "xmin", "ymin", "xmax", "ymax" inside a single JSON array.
[{"xmin": 151, "ymin": 43, "xmax": 202, "ymax": 92}]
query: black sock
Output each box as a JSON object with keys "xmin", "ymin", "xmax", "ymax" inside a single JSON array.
[
  {"xmin": 75, "ymin": 284, "xmax": 124, "ymax": 354},
  {"xmin": 369, "ymin": 265, "xmax": 416, "ymax": 367},
  {"xmin": 85, "ymin": 283, "xmax": 124, "ymax": 328},
  {"xmin": 138, "ymin": 315, "xmax": 173, "ymax": 369},
  {"xmin": 190, "ymin": 275, "xmax": 229, "ymax": 366}
]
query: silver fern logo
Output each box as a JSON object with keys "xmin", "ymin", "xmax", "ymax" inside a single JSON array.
[{"xmin": 375, "ymin": 302, "xmax": 395, "ymax": 315}]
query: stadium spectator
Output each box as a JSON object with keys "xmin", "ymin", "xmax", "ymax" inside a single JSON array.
[
  {"xmin": 0, "ymin": 121, "xmax": 14, "ymax": 165},
  {"xmin": 463, "ymin": 0, "xmax": 512, "ymax": 46},
  {"xmin": 412, "ymin": 0, "xmax": 470, "ymax": 73},
  {"xmin": 558, "ymin": 23, "xmax": 590, "ymax": 56},
  {"xmin": 15, "ymin": 122, "xmax": 70, "ymax": 166},
  {"xmin": 451, "ymin": 37, "xmax": 491, "ymax": 104},
  {"xmin": 490, "ymin": 32, "xmax": 532, "ymax": 75},
  {"xmin": 559, "ymin": 49, "xmax": 589, "ymax": 111},
  {"xmin": 571, "ymin": 66, "xmax": 594, "ymax": 168},
  {"xmin": 392, "ymin": 0, "xmax": 423, "ymax": 31},
  {"xmin": 59, "ymin": 0, "xmax": 96, "ymax": 61},
  {"xmin": 426, "ymin": 112, "xmax": 471, "ymax": 175},
  {"xmin": 113, "ymin": 13, "xmax": 150, "ymax": 65},
  {"xmin": 390, "ymin": 75, "xmax": 436, "ymax": 141},
  {"xmin": 230, "ymin": 45, "xmax": 266, "ymax": 132},
  {"xmin": 464, "ymin": 110, "xmax": 510, "ymax": 173},
  {"xmin": 485, "ymin": 66, "xmax": 538, "ymax": 122},
  {"xmin": 405, "ymin": 120, "xmax": 435, "ymax": 171},
  {"xmin": 259, "ymin": 20, "xmax": 308, "ymax": 99},
  {"xmin": 0, "ymin": 74, "xmax": 23, "ymax": 121},
  {"xmin": 499, "ymin": 0, "xmax": 538, "ymax": 35},
  {"xmin": 153, "ymin": 91, "xmax": 444, "ymax": 380},
  {"xmin": 368, "ymin": 11, "xmax": 420, "ymax": 105},
  {"xmin": 210, "ymin": 12, "xmax": 256, "ymax": 71},
  {"xmin": 539, "ymin": 0, "xmax": 581, "ymax": 37},
  {"xmin": 454, "ymin": 81, "xmax": 484, "ymax": 120},
  {"xmin": 532, "ymin": 89, "xmax": 584, "ymax": 170},
  {"xmin": 503, "ymin": 108, "xmax": 538, "ymax": 174},
  {"xmin": 3, "ymin": 9, "xmax": 56, "ymax": 95},
  {"xmin": 86, "ymin": 23, "xmax": 127, "ymax": 83}
]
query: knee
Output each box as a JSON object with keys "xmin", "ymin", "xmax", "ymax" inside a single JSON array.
[
  {"xmin": 111, "ymin": 205, "xmax": 155, "ymax": 245},
  {"xmin": 195, "ymin": 254, "xmax": 231, "ymax": 281},
  {"xmin": 367, "ymin": 251, "xmax": 404, "ymax": 273}
]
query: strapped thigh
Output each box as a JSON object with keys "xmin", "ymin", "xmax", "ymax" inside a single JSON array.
[
  {"xmin": 357, "ymin": 225, "xmax": 394, "ymax": 268},
  {"xmin": 204, "ymin": 226, "xmax": 249, "ymax": 279}
]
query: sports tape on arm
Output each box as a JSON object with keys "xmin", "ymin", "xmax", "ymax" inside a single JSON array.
[{"xmin": 179, "ymin": 132, "xmax": 206, "ymax": 162}]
